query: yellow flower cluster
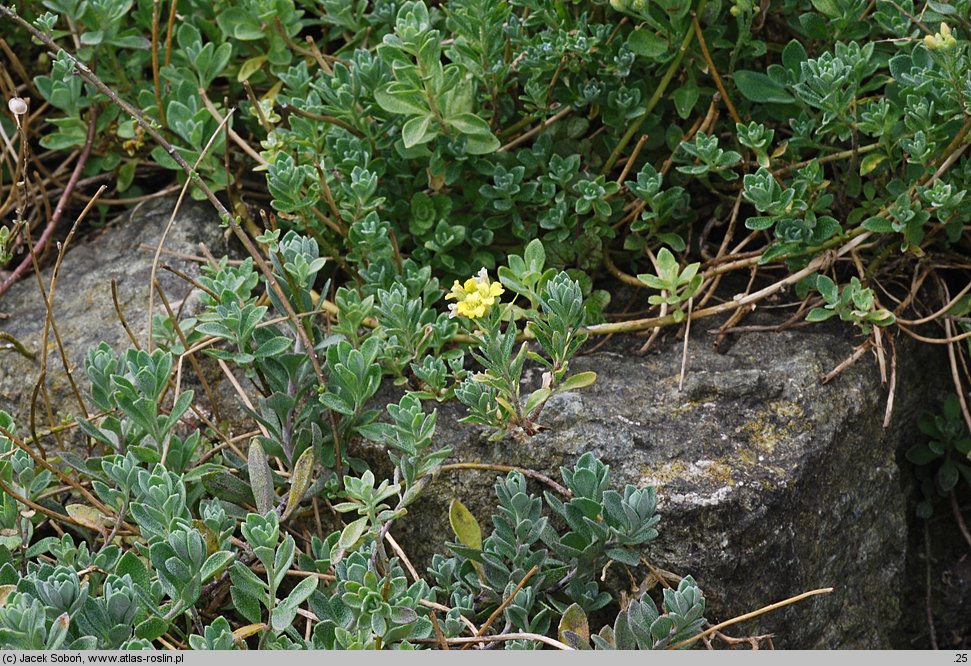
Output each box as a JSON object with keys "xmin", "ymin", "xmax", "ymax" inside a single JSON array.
[
  {"xmin": 445, "ymin": 268, "xmax": 504, "ymax": 319},
  {"xmin": 924, "ymin": 23, "xmax": 957, "ymax": 51}
]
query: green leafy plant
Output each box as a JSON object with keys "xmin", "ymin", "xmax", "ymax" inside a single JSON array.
[
  {"xmin": 558, "ymin": 576, "xmax": 706, "ymax": 650},
  {"xmin": 907, "ymin": 395, "xmax": 971, "ymax": 519},
  {"xmin": 805, "ymin": 275, "xmax": 896, "ymax": 334},
  {"xmin": 429, "ymin": 453, "xmax": 677, "ymax": 649},
  {"xmin": 452, "ymin": 267, "xmax": 595, "ymax": 441},
  {"xmin": 230, "ymin": 511, "xmax": 318, "ymax": 642},
  {"xmin": 637, "ymin": 248, "xmax": 703, "ymax": 322}
]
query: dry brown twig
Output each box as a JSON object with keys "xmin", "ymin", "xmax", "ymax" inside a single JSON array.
[
  {"xmin": 666, "ymin": 587, "xmax": 834, "ymax": 650},
  {"xmin": 0, "ymin": 103, "xmax": 94, "ymax": 297},
  {"xmin": 465, "ymin": 564, "xmax": 539, "ymax": 650},
  {"xmin": 435, "ymin": 461, "xmax": 571, "ymax": 497},
  {"xmin": 146, "ymin": 109, "xmax": 235, "ymax": 352}
]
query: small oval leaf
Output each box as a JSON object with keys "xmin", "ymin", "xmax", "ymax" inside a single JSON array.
[
  {"xmin": 237, "ymin": 55, "xmax": 267, "ymax": 82},
  {"xmin": 627, "ymin": 28, "xmax": 668, "ymax": 59},
  {"xmin": 558, "ymin": 603, "xmax": 591, "ymax": 649},
  {"xmin": 557, "ymin": 371, "xmax": 597, "ymax": 393},
  {"xmin": 733, "ymin": 70, "xmax": 795, "ymax": 104},
  {"xmin": 248, "ymin": 439, "xmax": 275, "ymax": 515},
  {"xmin": 331, "ymin": 516, "xmax": 369, "ymax": 565},
  {"xmin": 524, "ymin": 387, "xmax": 552, "ymax": 417},
  {"xmin": 283, "ymin": 447, "xmax": 315, "ymax": 521},
  {"xmin": 202, "ymin": 471, "xmax": 255, "ymax": 505},
  {"xmin": 448, "ymin": 499, "xmax": 482, "ymax": 551},
  {"xmin": 859, "ymin": 152, "xmax": 886, "ymax": 176},
  {"xmin": 233, "ymin": 623, "xmax": 266, "ymax": 642},
  {"xmin": 66, "ymin": 504, "xmax": 109, "ymax": 532}
]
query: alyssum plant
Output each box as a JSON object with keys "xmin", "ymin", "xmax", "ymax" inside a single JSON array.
[{"xmin": 1, "ymin": 0, "xmax": 968, "ymax": 650}]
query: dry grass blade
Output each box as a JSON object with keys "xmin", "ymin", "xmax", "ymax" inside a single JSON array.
[
  {"xmin": 436, "ymin": 462, "xmax": 570, "ymax": 497},
  {"xmin": 415, "ymin": 633, "xmax": 573, "ymax": 650},
  {"xmin": 152, "ymin": 277, "xmax": 223, "ymax": 423},
  {"xmin": 465, "ymin": 564, "xmax": 539, "ymax": 649},
  {"xmin": 147, "ymin": 108, "xmax": 235, "ymax": 352},
  {"xmin": 666, "ymin": 587, "xmax": 834, "ymax": 650}
]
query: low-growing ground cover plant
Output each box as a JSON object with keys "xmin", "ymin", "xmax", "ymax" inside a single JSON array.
[{"xmin": 0, "ymin": 0, "xmax": 969, "ymax": 649}]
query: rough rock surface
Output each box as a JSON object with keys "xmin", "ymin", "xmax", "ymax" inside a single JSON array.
[
  {"xmin": 375, "ymin": 327, "xmax": 940, "ymax": 649},
  {"xmin": 0, "ymin": 198, "xmax": 237, "ymax": 435}
]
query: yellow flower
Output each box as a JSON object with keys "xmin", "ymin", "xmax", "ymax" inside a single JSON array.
[
  {"xmin": 924, "ymin": 23, "xmax": 957, "ymax": 51},
  {"xmin": 445, "ymin": 268, "xmax": 504, "ymax": 319}
]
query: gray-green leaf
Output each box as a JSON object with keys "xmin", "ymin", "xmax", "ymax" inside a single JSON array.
[{"xmin": 248, "ymin": 439, "xmax": 275, "ymax": 515}]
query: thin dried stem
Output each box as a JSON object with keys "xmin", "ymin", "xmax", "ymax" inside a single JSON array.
[
  {"xmin": 429, "ymin": 610, "xmax": 449, "ymax": 650},
  {"xmin": 691, "ymin": 14, "xmax": 741, "ymax": 124},
  {"xmin": 944, "ymin": 318, "xmax": 971, "ymax": 435},
  {"xmin": 0, "ymin": 477, "xmax": 93, "ymax": 531},
  {"xmin": 666, "ymin": 587, "xmax": 834, "ymax": 650},
  {"xmin": 34, "ymin": 184, "xmax": 105, "ymax": 420},
  {"xmin": 499, "ymin": 106, "xmax": 571, "ymax": 153},
  {"xmin": 895, "ymin": 279, "xmax": 971, "ymax": 325},
  {"xmin": 821, "ymin": 339, "xmax": 873, "ymax": 385},
  {"xmin": 198, "ymin": 89, "xmax": 266, "ymax": 166},
  {"xmin": 385, "ymin": 531, "xmax": 420, "ymax": 583},
  {"xmin": 0, "ymin": 108, "xmax": 97, "ymax": 296},
  {"xmin": 467, "ymin": 565, "xmax": 539, "ymax": 649},
  {"xmin": 147, "ymin": 108, "xmax": 234, "ymax": 351},
  {"xmin": 419, "ymin": 599, "xmax": 480, "ymax": 636},
  {"xmin": 151, "ymin": 0, "xmax": 165, "ymax": 127},
  {"xmin": 614, "ymin": 133, "xmax": 649, "ymax": 187},
  {"xmin": 413, "ymin": 632, "xmax": 572, "ymax": 650},
  {"xmin": 111, "ymin": 279, "xmax": 142, "ymax": 349},
  {"xmin": 898, "ymin": 323, "xmax": 971, "ymax": 345},
  {"xmin": 152, "ymin": 277, "xmax": 223, "ymax": 423},
  {"xmin": 436, "ymin": 462, "xmax": 570, "ymax": 497},
  {"xmin": 217, "ymin": 359, "xmax": 269, "ymax": 442},
  {"xmin": 950, "ymin": 491, "xmax": 971, "ymax": 551}
]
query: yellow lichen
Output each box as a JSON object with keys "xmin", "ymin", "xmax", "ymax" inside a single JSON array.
[
  {"xmin": 741, "ymin": 400, "xmax": 808, "ymax": 454},
  {"xmin": 638, "ymin": 458, "xmax": 735, "ymax": 490}
]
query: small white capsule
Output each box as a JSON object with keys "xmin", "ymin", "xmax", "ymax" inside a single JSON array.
[{"xmin": 7, "ymin": 97, "xmax": 27, "ymax": 116}]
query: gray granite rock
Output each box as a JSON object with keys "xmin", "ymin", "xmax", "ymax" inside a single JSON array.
[
  {"xmin": 369, "ymin": 327, "xmax": 941, "ymax": 648},
  {"xmin": 0, "ymin": 198, "xmax": 236, "ymax": 439}
]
